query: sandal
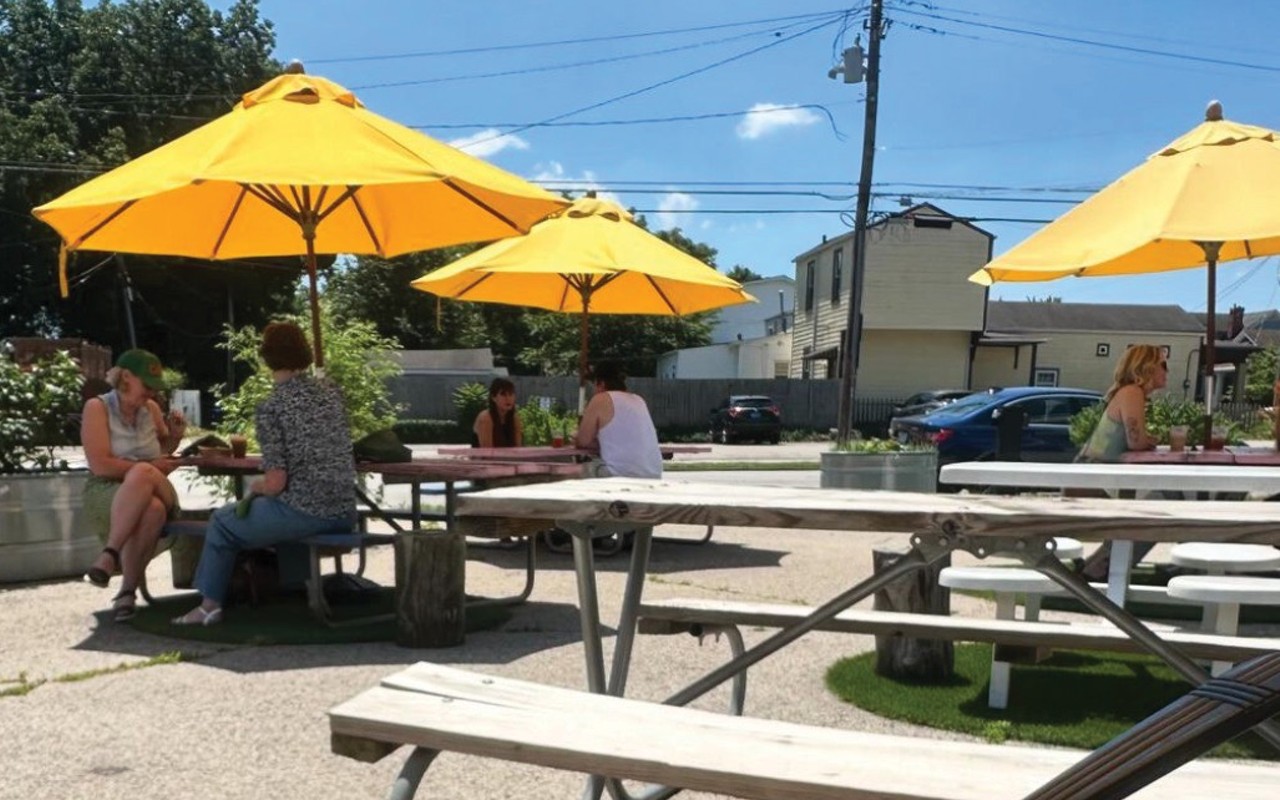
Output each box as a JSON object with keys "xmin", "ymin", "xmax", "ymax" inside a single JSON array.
[
  {"xmin": 84, "ymin": 547, "xmax": 121, "ymax": 588},
  {"xmin": 171, "ymin": 606, "xmax": 223, "ymax": 626},
  {"xmin": 111, "ymin": 589, "xmax": 137, "ymax": 623}
]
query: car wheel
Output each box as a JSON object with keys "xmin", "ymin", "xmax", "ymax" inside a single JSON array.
[{"xmin": 716, "ymin": 426, "xmax": 731, "ymax": 445}]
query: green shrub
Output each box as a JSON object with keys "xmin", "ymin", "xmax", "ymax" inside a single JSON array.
[
  {"xmin": 1069, "ymin": 395, "xmax": 1245, "ymax": 447},
  {"xmin": 831, "ymin": 437, "xmax": 933, "ymax": 454},
  {"xmin": 0, "ymin": 348, "xmax": 83, "ymax": 472},
  {"xmin": 518, "ymin": 398, "xmax": 577, "ymax": 446},
  {"xmin": 392, "ymin": 419, "xmax": 469, "ymax": 444},
  {"xmin": 452, "ymin": 382, "xmax": 489, "ymax": 430}
]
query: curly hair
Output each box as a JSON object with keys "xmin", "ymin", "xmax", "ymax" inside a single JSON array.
[
  {"xmin": 259, "ymin": 322, "xmax": 313, "ymax": 371},
  {"xmin": 1104, "ymin": 344, "xmax": 1165, "ymax": 403}
]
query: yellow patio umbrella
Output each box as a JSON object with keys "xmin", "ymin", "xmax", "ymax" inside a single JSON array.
[
  {"xmin": 410, "ymin": 196, "xmax": 756, "ymax": 406},
  {"xmin": 32, "ymin": 63, "xmax": 567, "ymax": 367},
  {"xmin": 969, "ymin": 101, "xmax": 1280, "ymax": 443}
]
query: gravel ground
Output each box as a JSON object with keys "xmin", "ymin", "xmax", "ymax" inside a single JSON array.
[{"xmin": 3, "ymin": 449, "xmax": 1275, "ymax": 799}]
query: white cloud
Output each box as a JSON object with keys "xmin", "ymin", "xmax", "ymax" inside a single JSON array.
[
  {"xmin": 530, "ymin": 162, "xmax": 622, "ymax": 205},
  {"xmin": 447, "ymin": 128, "xmax": 530, "ymax": 158},
  {"xmin": 657, "ymin": 192, "xmax": 698, "ymax": 230},
  {"xmin": 735, "ymin": 103, "xmax": 821, "ymax": 140}
]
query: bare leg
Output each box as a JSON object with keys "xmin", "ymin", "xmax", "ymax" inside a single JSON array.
[
  {"xmin": 91, "ymin": 464, "xmax": 174, "ymax": 577},
  {"xmin": 118, "ymin": 497, "xmax": 166, "ymax": 592}
]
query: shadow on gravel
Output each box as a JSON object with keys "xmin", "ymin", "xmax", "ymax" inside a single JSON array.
[
  {"xmin": 71, "ymin": 597, "xmax": 592, "ymax": 674},
  {"xmin": 469, "ymin": 535, "xmax": 787, "ymax": 576}
]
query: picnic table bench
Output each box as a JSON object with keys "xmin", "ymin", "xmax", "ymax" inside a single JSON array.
[{"xmin": 328, "ymin": 660, "xmax": 1280, "ymax": 800}]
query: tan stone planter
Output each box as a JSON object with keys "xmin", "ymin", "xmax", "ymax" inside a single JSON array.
[
  {"xmin": 819, "ymin": 450, "xmax": 938, "ymax": 493},
  {"xmin": 0, "ymin": 471, "xmax": 94, "ymax": 583}
]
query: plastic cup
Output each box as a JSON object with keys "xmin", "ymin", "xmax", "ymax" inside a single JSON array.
[
  {"xmin": 551, "ymin": 436, "xmax": 564, "ymax": 448},
  {"xmin": 229, "ymin": 434, "xmax": 248, "ymax": 459},
  {"xmin": 1168, "ymin": 426, "xmax": 1187, "ymax": 452},
  {"xmin": 1208, "ymin": 426, "xmax": 1227, "ymax": 451}
]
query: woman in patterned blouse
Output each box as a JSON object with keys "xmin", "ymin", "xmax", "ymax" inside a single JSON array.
[{"xmin": 173, "ymin": 322, "xmax": 356, "ymax": 626}]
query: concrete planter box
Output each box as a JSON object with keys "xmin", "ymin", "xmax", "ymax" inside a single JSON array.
[
  {"xmin": 0, "ymin": 471, "xmax": 94, "ymax": 583},
  {"xmin": 820, "ymin": 450, "xmax": 938, "ymax": 493}
]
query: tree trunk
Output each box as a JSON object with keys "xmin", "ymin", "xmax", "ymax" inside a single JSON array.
[
  {"xmin": 872, "ymin": 545, "xmax": 954, "ymax": 681},
  {"xmin": 394, "ymin": 530, "xmax": 466, "ymax": 648}
]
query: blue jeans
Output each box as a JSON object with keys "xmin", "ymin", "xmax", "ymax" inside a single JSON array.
[{"xmin": 193, "ymin": 497, "xmax": 354, "ymax": 604}]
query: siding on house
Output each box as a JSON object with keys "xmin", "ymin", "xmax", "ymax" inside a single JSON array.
[
  {"xmin": 856, "ymin": 330, "xmax": 973, "ymax": 397},
  {"xmin": 789, "ymin": 204, "xmax": 992, "ymax": 383}
]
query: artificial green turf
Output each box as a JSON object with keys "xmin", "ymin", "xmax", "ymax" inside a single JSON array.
[
  {"xmin": 826, "ymin": 644, "xmax": 1277, "ymax": 759},
  {"xmin": 130, "ymin": 589, "xmax": 509, "ymax": 645}
]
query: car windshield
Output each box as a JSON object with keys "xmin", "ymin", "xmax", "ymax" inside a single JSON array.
[
  {"xmin": 924, "ymin": 393, "xmax": 995, "ymax": 417},
  {"xmin": 731, "ymin": 397, "xmax": 773, "ymax": 408}
]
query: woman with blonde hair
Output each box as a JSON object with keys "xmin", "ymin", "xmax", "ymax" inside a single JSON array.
[
  {"xmin": 1077, "ymin": 344, "xmax": 1167, "ymax": 580},
  {"xmin": 1077, "ymin": 344, "xmax": 1167, "ymax": 463},
  {"xmin": 81, "ymin": 349, "xmax": 186, "ymax": 621}
]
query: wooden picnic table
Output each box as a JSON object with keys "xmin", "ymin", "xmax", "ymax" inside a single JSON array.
[
  {"xmin": 456, "ymin": 476, "xmax": 1280, "ymax": 791},
  {"xmin": 436, "ymin": 444, "xmax": 712, "ymax": 462},
  {"xmin": 1123, "ymin": 444, "xmax": 1280, "ymax": 466}
]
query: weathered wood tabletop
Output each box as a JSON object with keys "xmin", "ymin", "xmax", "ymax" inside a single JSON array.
[{"xmin": 456, "ymin": 477, "xmax": 1280, "ymax": 545}]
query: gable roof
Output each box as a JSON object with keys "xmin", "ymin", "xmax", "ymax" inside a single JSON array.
[
  {"xmin": 986, "ymin": 301, "xmax": 1204, "ymax": 333},
  {"xmin": 792, "ymin": 202, "xmax": 993, "ymax": 263}
]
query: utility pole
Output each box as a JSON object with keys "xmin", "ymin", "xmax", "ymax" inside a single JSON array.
[
  {"xmin": 113, "ymin": 254, "xmax": 138, "ymax": 350},
  {"xmin": 834, "ymin": 0, "xmax": 884, "ymax": 442}
]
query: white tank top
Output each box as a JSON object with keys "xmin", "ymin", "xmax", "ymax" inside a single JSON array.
[
  {"xmin": 597, "ymin": 391, "xmax": 663, "ymax": 479},
  {"xmin": 100, "ymin": 390, "xmax": 162, "ymax": 461}
]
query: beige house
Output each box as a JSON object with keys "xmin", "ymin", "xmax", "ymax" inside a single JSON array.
[
  {"xmin": 789, "ymin": 204, "xmax": 992, "ymax": 397},
  {"xmin": 977, "ymin": 302, "xmax": 1207, "ymax": 397}
]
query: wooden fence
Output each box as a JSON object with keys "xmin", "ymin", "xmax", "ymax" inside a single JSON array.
[{"xmin": 389, "ymin": 375, "xmax": 906, "ymax": 432}]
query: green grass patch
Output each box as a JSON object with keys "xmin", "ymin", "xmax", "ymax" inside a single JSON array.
[
  {"xmin": 826, "ymin": 644, "xmax": 1277, "ymax": 759},
  {"xmin": 130, "ymin": 589, "xmax": 509, "ymax": 645},
  {"xmin": 663, "ymin": 460, "xmax": 819, "ymax": 472}
]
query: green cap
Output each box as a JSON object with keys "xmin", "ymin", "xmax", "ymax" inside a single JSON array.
[{"xmin": 116, "ymin": 349, "xmax": 165, "ymax": 390}]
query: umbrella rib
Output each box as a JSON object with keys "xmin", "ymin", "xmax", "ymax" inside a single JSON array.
[
  {"xmin": 244, "ymin": 184, "xmax": 300, "ymax": 220},
  {"xmin": 643, "ymin": 274, "xmax": 679, "ymax": 314},
  {"xmin": 441, "ymin": 179, "xmax": 522, "ymax": 233},
  {"xmin": 344, "ymin": 190, "xmax": 384, "ymax": 254},
  {"xmin": 211, "ymin": 186, "xmax": 250, "ymax": 259},
  {"xmin": 454, "ymin": 272, "xmax": 494, "ymax": 299},
  {"xmin": 67, "ymin": 199, "xmax": 137, "ymax": 249},
  {"xmin": 317, "ymin": 186, "xmax": 360, "ymax": 223}
]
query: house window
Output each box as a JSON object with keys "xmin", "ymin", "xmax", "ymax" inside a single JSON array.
[
  {"xmin": 1033, "ymin": 368, "xmax": 1059, "ymax": 387},
  {"xmin": 801, "ymin": 345, "xmax": 812, "ymax": 379},
  {"xmin": 1095, "ymin": 343, "xmax": 1110, "ymax": 357},
  {"xmin": 804, "ymin": 260, "xmax": 815, "ymax": 311},
  {"xmin": 831, "ymin": 247, "xmax": 842, "ymax": 305},
  {"xmin": 773, "ymin": 360, "xmax": 789, "ymax": 378}
]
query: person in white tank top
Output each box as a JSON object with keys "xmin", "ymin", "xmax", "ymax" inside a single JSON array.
[{"xmin": 574, "ymin": 362, "xmax": 662, "ymax": 479}]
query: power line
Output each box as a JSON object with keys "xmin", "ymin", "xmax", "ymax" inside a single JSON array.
[
  {"xmin": 462, "ymin": 13, "xmax": 849, "ymax": 148},
  {"xmin": 891, "ymin": 6, "xmax": 1280, "ymax": 73},
  {"xmin": 309, "ymin": 8, "xmax": 853, "ymax": 64}
]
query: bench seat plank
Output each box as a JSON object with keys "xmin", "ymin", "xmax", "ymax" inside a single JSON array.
[
  {"xmin": 329, "ymin": 663, "xmax": 1277, "ymax": 800},
  {"xmin": 637, "ymin": 599, "xmax": 1280, "ymax": 662}
]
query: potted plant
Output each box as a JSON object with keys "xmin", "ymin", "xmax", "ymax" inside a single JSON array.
[
  {"xmin": 820, "ymin": 436, "xmax": 938, "ymax": 492},
  {"xmin": 0, "ymin": 346, "xmax": 93, "ymax": 583}
]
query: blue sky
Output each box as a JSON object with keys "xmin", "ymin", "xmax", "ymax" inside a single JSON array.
[{"xmin": 245, "ymin": 0, "xmax": 1280, "ymax": 314}]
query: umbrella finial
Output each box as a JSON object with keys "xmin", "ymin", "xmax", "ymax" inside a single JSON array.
[
  {"xmin": 1205, "ymin": 99, "xmax": 1223, "ymax": 122},
  {"xmin": 285, "ymin": 59, "xmax": 306, "ymax": 75}
]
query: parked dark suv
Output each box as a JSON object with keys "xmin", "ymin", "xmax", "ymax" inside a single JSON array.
[
  {"xmin": 709, "ymin": 395, "xmax": 782, "ymax": 444},
  {"xmin": 891, "ymin": 389, "xmax": 972, "ymax": 421}
]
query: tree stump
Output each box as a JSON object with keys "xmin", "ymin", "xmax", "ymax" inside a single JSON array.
[
  {"xmin": 394, "ymin": 530, "xmax": 466, "ymax": 648},
  {"xmin": 872, "ymin": 546, "xmax": 954, "ymax": 681}
]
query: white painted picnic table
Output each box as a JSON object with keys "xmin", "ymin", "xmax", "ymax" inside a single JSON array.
[
  {"xmin": 456, "ymin": 476, "xmax": 1280, "ymax": 795},
  {"xmin": 939, "ymin": 460, "xmax": 1280, "ymax": 607}
]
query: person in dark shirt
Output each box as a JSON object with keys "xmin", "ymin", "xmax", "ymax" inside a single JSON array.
[
  {"xmin": 172, "ymin": 322, "xmax": 355, "ymax": 626},
  {"xmin": 473, "ymin": 377, "xmax": 523, "ymax": 448}
]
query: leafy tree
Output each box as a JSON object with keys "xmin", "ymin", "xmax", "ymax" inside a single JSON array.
[
  {"xmin": 726, "ymin": 265, "xmax": 764, "ymax": 283},
  {"xmin": 0, "ymin": 0, "xmax": 293, "ymax": 390},
  {"xmin": 0, "ymin": 348, "xmax": 83, "ymax": 472},
  {"xmin": 1243, "ymin": 346, "xmax": 1278, "ymax": 404},
  {"xmin": 213, "ymin": 303, "xmax": 403, "ymax": 444}
]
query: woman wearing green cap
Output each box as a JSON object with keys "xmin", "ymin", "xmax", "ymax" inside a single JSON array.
[{"xmin": 81, "ymin": 348, "xmax": 187, "ymax": 621}]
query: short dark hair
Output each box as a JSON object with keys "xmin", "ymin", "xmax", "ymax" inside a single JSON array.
[
  {"xmin": 588, "ymin": 362, "xmax": 626, "ymax": 391},
  {"xmin": 259, "ymin": 322, "xmax": 313, "ymax": 371}
]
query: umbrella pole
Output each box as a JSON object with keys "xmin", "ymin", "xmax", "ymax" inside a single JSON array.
[
  {"xmin": 304, "ymin": 223, "xmax": 326, "ymax": 370},
  {"xmin": 578, "ymin": 296, "xmax": 590, "ymax": 414},
  {"xmin": 1200, "ymin": 242, "xmax": 1222, "ymax": 448}
]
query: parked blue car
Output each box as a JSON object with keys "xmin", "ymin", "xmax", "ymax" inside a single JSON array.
[{"xmin": 888, "ymin": 386, "xmax": 1103, "ymax": 468}]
